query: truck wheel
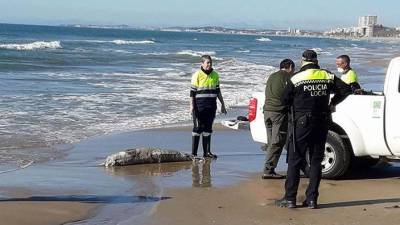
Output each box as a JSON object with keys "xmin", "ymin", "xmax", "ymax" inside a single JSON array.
[{"xmin": 304, "ymin": 131, "xmax": 351, "ymax": 179}]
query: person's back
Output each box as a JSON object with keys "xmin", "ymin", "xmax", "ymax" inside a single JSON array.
[
  {"xmin": 285, "ymin": 62, "xmax": 337, "ymax": 113},
  {"xmin": 264, "ymin": 70, "xmax": 291, "ymax": 112}
]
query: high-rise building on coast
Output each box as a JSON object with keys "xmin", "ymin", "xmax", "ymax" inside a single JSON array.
[
  {"xmin": 326, "ymin": 15, "xmax": 399, "ymax": 38},
  {"xmin": 358, "ymin": 15, "xmax": 378, "ymax": 37},
  {"xmin": 358, "ymin": 15, "xmax": 378, "ymax": 27}
]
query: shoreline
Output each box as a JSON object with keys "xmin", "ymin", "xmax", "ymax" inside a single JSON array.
[
  {"xmin": 0, "ymin": 202, "xmax": 100, "ymax": 225},
  {"xmin": 0, "ymin": 106, "xmax": 245, "ymax": 174},
  {"xmin": 0, "ymin": 124, "xmax": 260, "ymax": 224},
  {"xmin": 4, "ymin": 23, "xmax": 400, "ymax": 43},
  {"xmin": 158, "ymin": 29, "xmax": 400, "ymax": 43},
  {"xmin": 0, "ymin": 108, "xmax": 241, "ymax": 181},
  {"xmin": 2, "ymin": 123, "xmax": 400, "ymax": 224}
]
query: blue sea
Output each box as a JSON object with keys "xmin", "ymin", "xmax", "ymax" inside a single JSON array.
[{"xmin": 0, "ymin": 23, "xmax": 397, "ymax": 167}]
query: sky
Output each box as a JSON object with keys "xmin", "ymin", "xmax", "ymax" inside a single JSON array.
[{"xmin": 0, "ymin": 0, "xmax": 399, "ymax": 30}]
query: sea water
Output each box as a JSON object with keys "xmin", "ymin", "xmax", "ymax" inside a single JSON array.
[{"xmin": 0, "ymin": 23, "xmax": 395, "ymax": 167}]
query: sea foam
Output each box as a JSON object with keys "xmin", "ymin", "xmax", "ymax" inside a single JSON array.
[
  {"xmin": 176, "ymin": 50, "xmax": 223, "ymax": 60},
  {"xmin": 0, "ymin": 41, "xmax": 62, "ymax": 50},
  {"xmin": 112, "ymin": 40, "xmax": 155, "ymax": 45},
  {"xmin": 75, "ymin": 39, "xmax": 155, "ymax": 45},
  {"xmin": 176, "ymin": 50, "xmax": 216, "ymax": 57},
  {"xmin": 256, "ymin": 37, "xmax": 272, "ymax": 42}
]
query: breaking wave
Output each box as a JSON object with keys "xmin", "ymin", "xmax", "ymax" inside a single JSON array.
[
  {"xmin": 176, "ymin": 50, "xmax": 216, "ymax": 57},
  {"xmin": 74, "ymin": 39, "xmax": 155, "ymax": 45},
  {"xmin": 256, "ymin": 37, "xmax": 272, "ymax": 42},
  {"xmin": 112, "ymin": 39, "xmax": 155, "ymax": 45},
  {"xmin": 0, "ymin": 41, "xmax": 62, "ymax": 50},
  {"xmin": 176, "ymin": 50, "xmax": 223, "ymax": 60}
]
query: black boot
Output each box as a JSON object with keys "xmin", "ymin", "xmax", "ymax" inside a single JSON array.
[
  {"xmin": 202, "ymin": 135, "xmax": 217, "ymax": 158},
  {"xmin": 192, "ymin": 135, "xmax": 200, "ymax": 157}
]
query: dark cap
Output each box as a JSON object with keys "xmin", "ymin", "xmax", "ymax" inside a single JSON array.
[{"xmin": 302, "ymin": 49, "xmax": 318, "ymax": 61}]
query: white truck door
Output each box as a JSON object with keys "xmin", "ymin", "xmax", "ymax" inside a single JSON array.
[{"xmin": 384, "ymin": 57, "xmax": 400, "ymax": 153}]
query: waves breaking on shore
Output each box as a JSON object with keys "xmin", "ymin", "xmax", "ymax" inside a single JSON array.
[
  {"xmin": 0, "ymin": 23, "xmax": 396, "ymax": 165},
  {"xmin": 0, "ymin": 41, "xmax": 62, "ymax": 50}
]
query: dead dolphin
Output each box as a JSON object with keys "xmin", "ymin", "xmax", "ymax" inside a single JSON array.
[{"xmin": 103, "ymin": 147, "xmax": 192, "ymax": 167}]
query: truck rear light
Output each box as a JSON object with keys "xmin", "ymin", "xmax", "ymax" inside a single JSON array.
[{"xmin": 248, "ymin": 97, "xmax": 257, "ymax": 122}]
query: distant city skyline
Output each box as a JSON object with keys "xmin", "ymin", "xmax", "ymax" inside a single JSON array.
[{"xmin": 0, "ymin": 0, "xmax": 399, "ymax": 30}]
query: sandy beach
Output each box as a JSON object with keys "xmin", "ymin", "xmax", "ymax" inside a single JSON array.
[
  {"xmin": 0, "ymin": 201, "xmax": 98, "ymax": 225},
  {"xmin": 0, "ymin": 124, "xmax": 259, "ymax": 224},
  {"xmin": 144, "ymin": 169, "xmax": 400, "ymax": 225},
  {"xmin": 1, "ymin": 125, "xmax": 400, "ymax": 225}
]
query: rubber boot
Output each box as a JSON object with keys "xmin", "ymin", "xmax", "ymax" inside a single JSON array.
[
  {"xmin": 191, "ymin": 135, "xmax": 200, "ymax": 156},
  {"xmin": 203, "ymin": 135, "xmax": 217, "ymax": 158}
]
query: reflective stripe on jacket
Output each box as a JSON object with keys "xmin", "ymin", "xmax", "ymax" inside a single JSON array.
[
  {"xmin": 281, "ymin": 63, "xmax": 351, "ymax": 113},
  {"xmin": 190, "ymin": 69, "xmax": 220, "ymax": 109}
]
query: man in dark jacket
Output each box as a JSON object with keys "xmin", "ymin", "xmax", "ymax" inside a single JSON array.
[
  {"xmin": 262, "ymin": 59, "xmax": 295, "ymax": 179},
  {"xmin": 275, "ymin": 50, "xmax": 351, "ymax": 209}
]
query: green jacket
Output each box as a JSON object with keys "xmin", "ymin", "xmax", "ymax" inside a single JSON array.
[{"xmin": 264, "ymin": 70, "xmax": 291, "ymax": 112}]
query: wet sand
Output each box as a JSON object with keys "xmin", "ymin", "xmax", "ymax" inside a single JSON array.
[
  {"xmin": 0, "ymin": 202, "xmax": 98, "ymax": 225},
  {"xmin": 0, "ymin": 124, "xmax": 260, "ymax": 224},
  {"xmin": 1, "ymin": 124, "xmax": 400, "ymax": 224},
  {"xmin": 0, "ymin": 186, "xmax": 102, "ymax": 225}
]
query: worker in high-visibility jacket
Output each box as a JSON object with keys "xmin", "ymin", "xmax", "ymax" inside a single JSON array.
[
  {"xmin": 190, "ymin": 55, "xmax": 226, "ymax": 158},
  {"xmin": 336, "ymin": 55, "xmax": 361, "ymax": 92}
]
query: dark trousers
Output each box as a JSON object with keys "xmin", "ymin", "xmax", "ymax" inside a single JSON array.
[
  {"xmin": 263, "ymin": 111, "xmax": 288, "ymax": 173},
  {"xmin": 192, "ymin": 107, "xmax": 216, "ymax": 156},
  {"xmin": 284, "ymin": 112, "xmax": 329, "ymax": 202},
  {"xmin": 192, "ymin": 107, "xmax": 216, "ymax": 135}
]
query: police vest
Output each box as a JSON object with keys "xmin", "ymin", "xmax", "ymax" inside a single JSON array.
[
  {"xmin": 290, "ymin": 68, "xmax": 335, "ymax": 112},
  {"xmin": 190, "ymin": 70, "xmax": 220, "ymax": 109},
  {"xmin": 341, "ymin": 69, "xmax": 358, "ymax": 84}
]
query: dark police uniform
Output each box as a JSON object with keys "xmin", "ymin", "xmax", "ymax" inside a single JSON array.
[{"xmin": 279, "ymin": 55, "xmax": 351, "ymax": 207}]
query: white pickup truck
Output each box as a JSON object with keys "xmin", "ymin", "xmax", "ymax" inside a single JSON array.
[{"xmin": 223, "ymin": 57, "xmax": 400, "ymax": 179}]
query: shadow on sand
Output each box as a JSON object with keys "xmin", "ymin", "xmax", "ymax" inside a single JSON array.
[
  {"xmin": 320, "ymin": 198, "xmax": 400, "ymax": 209},
  {"xmin": 0, "ymin": 195, "xmax": 170, "ymax": 204},
  {"xmin": 341, "ymin": 163, "xmax": 400, "ymax": 180},
  {"xmin": 317, "ymin": 163, "xmax": 400, "ymax": 209}
]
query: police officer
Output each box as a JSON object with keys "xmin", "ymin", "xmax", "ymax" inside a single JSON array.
[
  {"xmin": 190, "ymin": 55, "xmax": 227, "ymax": 158},
  {"xmin": 336, "ymin": 54, "xmax": 361, "ymax": 92},
  {"xmin": 275, "ymin": 50, "xmax": 351, "ymax": 209}
]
